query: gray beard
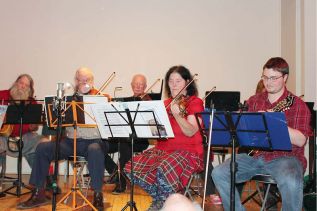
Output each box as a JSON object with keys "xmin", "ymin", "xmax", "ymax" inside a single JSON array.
[{"xmin": 10, "ymin": 85, "xmax": 30, "ymax": 101}]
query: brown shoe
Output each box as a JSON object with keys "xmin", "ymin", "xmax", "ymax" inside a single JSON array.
[
  {"xmin": 93, "ymin": 191, "xmax": 104, "ymax": 211},
  {"xmin": 16, "ymin": 188, "xmax": 50, "ymax": 210}
]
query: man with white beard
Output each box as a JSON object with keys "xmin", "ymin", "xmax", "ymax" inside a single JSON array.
[{"xmin": 0, "ymin": 74, "xmax": 42, "ymax": 168}]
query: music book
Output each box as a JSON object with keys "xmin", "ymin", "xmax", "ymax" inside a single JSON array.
[
  {"xmin": 91, "ymin": 100, "xmax": 174, "ymax": 139},
  {"xmin": 210, "ymin": 111, "xmax": 292, "ymax": 151}
]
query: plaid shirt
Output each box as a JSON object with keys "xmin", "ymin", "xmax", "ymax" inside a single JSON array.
[{"xmin": 247, "ymin": 88, "xmax": 312, "ymax": 171}]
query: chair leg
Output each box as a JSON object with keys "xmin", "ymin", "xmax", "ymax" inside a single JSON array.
[
  {"xmin": 260, "ymin": 183, "xmax": 271, "ymax": 211},
  {"xmin": 184, "ymin": 174, "xmax": 195, "ymax": 201}
]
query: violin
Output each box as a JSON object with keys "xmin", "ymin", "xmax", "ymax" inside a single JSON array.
[
  {"xmin": 202, "ymin": 86, "xmax": 216, "ymax": 103},
  {"xmin": 166, "ymin": 74, "xmax": 198, "ymax": 117},
  {"xmin": 0, "ymin": 123, "xmax": 14, "ymax": 137},
  {"xmin": 94, "ymin": 72, "xmax": 115, "ymax": 95},
  {"xmin": 140, "ymin": 78, "xmax": 161, "ymax": 100},
  {"xmin": 173, "ymin": 94, "xmax": 190, "ymax": 117},
  {"xmin": 88, "ymin": 88, "xmax": 112, "ymax": 101}
]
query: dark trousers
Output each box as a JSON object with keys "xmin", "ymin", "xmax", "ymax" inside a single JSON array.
[
  {"xmin": 105, "ymin": 138, "xmax": 149, "ymax": 186},
  {"xmin": 29, "ymin": 138, "xmax": 108, "ymax": 192},
  {"xmin": 204, "ymin": 148, "xmax": 216, "ymax": 195}
]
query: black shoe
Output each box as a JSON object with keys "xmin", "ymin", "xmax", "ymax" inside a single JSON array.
[
  {"xmin": 106, "ymin": 173, "xmax": 119, "ymax": 184},
  {"xmin": 112, "ymin": 183, "xmax": 126, "ymax": 195},
  {"xmin": 45, "ymin": 175, "xmax": 61, "ymax": 194},
  {"xmin": 16, "ymin": 188, "xmax": 50, "ymax": 210},
  {"xmin": 93, "ymin": 191, "xmax": 104, "ymax": 211}
]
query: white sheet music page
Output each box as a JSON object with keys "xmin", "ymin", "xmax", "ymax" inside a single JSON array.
[
  {"xmin": 92, "ymin": 103, "xmax": 131, "ymax": 139},
  {"xmin": 91, "ymin": 100, "xmax": 174, "ymax": 139},
  {"xmin": 83, "ymin": 95, "xmax": 108, "ymax": 125}
]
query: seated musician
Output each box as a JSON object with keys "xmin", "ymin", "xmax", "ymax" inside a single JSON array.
[
  {"xmin": 124, "ymin": 66, "xmax": 204, "ymax": 210},
  {"xmin": 212, "ymin": 57, "xmax": 312, "ymax": 211},
  {"xmin": 17, "ymin": 67, "xmax": 109, "ymax": 211},
  {"xmin": 0, "ymin": 74, "xmax": 42, "ymax": 167},
  {"xmin": 105, "ymin": 74, "xmax": 150, "ymax": 194}
]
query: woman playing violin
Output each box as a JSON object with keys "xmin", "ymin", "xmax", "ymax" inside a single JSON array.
[{"xmin": 124, "ymin": 65, "xmax": 204, "ymax": 210}]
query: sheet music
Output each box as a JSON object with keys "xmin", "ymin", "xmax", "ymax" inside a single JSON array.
[
  {"xmin": 91, "ymin": 103, "xmax": 131, "ymax": 139},
  {"xmin": 91, "ymin": 100, "xmax": 174, "ymax": 139},
  {"xmin": 83, "ymin": 95, "xmax": 108, "ymax": 125},
  {"xmin": 0, "ymin": 105, "xmax": 8, "ymax": 128},
  {"xmin": 44, "ymin": 95, "xmax": 108, "ymax": 127}
]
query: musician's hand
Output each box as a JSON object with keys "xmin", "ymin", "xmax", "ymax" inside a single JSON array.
[
  {"xmin": 170, "ymin": 103, "xmax": 181, "ymax": 117},
  {"xmin": 29, "ymin": 124, "xmax": 39, "ymax": 132}
]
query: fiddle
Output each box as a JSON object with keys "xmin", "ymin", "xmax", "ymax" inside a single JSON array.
[
  {"xmin": 95, "ymin": 72, "xmax": 116, "ymax": 95},
  {"xmin": 88, "ymin": 88, "xmax": 111, "ymax": 101},
  {"xmin": 173, "ymin": 94, "xmax": 190, "ymax": 117},
  {"xmin": 166, "ymin": 74, "xmax": 198, "ymax": 117},
  {"xmin": 202, "ymin": 86, "xmax": 216, "ymax": 104},
  {"xmin": 140, "ymin": 78, "xmax": 161, "ymax": 100}
]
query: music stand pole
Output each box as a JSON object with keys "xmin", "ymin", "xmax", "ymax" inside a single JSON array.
[
  {"xmin": 121, "ymin": 108, "xmax": 137, "ymax": 211},
  {"xmin": 195, "ymin": 110, "xmax": 215, "ymax": 210},
  {"xmin": 52, "ymin": 97, "xmax": 63, "ymax": 211},
  {"xmin": 224, "ymin": 111, "xmax": 239, "ymax": 211},
  {"xmin": 15, "ymin": 106, "xmax": 24, "ymax": 196}
]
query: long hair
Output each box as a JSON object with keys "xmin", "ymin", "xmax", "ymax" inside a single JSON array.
[
  {"xmin": 9, "ymin": 74, "xmax": 35, "ymax": 98},
  {"xmin": 164, "ymin": 65, "xmax": 198, "ymax": 98}
]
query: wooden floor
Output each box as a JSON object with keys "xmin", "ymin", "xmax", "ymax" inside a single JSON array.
[{"xmin": 0, "ymin": 174, "xmax": 280, "ymax": 211}]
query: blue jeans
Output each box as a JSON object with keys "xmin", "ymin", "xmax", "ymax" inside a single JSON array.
[{"xmin": 211, "ymin": 154, "xmax": 303, "ymax": 211}]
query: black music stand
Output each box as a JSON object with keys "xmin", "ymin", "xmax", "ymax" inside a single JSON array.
[
  {"xmin": 209, "ymin": 111, "xmax": 291, "ymax": 211},
  {"xmin": 101, "ymin": 104, "xmax": 167, "ymax": 211},
  {"xmin": 148, "ymin": 79, "xmax": 164, "ymax": 100},
  {"xmin": 205, "ymin": 91, "xmax": 240, "ymax": 111},
  {"xmin": 0, "ymin": 102, "xmax": 42, "ymax": 198},
  {"xmin": 105, "ymin": 96, "xmax": 142, "ymax": 191}
]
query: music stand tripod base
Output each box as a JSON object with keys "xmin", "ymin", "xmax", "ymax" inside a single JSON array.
[{"xmin": 0, "ymin": 103, "xmax": 42, "ymax": 197}]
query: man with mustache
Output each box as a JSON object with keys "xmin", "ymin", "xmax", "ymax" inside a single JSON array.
[{"xmin": 0, "ymin": 74, "xmax": 42, "ymax": 167}]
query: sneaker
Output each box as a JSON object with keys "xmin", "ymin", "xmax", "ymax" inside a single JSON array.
[
  {"xmin": 210, "ymin": 194, "xmax": 222, "ymax": 205},
  {"xmin": 147, "ymin": 200, "xmax": 164, "ymax": 211}
]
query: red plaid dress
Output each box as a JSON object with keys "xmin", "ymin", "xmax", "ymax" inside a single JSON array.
[{"xmin": 125, "ymin": 96, "xmax": 204, "ymax": 193}]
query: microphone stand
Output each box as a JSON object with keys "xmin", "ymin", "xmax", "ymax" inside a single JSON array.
[{"xmin": 52, "ymin": 83, "xmax": 65, "ymax": 211}]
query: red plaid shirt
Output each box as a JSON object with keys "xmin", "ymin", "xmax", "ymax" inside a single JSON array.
[{"xmin": 247, "ymin": 89, "xmax": 312, "ymax": 171}]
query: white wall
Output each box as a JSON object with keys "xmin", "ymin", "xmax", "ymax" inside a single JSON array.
[{"xmin": 0, "ymin": 0, "xmax": 281, "ymax": 102}]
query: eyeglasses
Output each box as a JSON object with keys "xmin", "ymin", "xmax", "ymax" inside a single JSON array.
[
  {"xmin": 261, "ymin": 75, "xmax": 284, "ymax": 82},
  {"xmin": 75, "ymin": 78, "xmax": 91, "ymax": 84}
]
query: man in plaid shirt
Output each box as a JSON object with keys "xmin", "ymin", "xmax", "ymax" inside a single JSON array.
[{"xmin": 212, "ymin": 57, "xmax": 312, "ymax": 211}]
